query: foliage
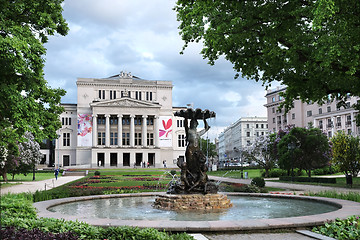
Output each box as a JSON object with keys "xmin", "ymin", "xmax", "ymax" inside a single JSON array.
[
  {"xmin": 312, "ymin": 216, "xmax": 360, "ymax": 240},
  {"xmin": 0, "ymin": 0, "xmax": 68, "ymax": 180},
  {"xmin": 309, "ymin": 190, "xmax": 360, "ymax": 203},
  {"xmin": 1, "ymin": 227, "xmax": 80, "ymax": 240},
  {"xmin": 174, "ymin": 1, "xmax": 360, "ymax": 118},
  {"xmin": 8, "ymin": 132, "xmax": 42, "ymax": 180},
  {"xmin": 331, "ymin": 131, "xmax": 360, "ymax": 177},
  {"xmin": 1, "ymin": 193, "xmax": 194, "ymax": 240},
  {"xmin": 277, "ymin": 127, "xmax": 331, "ymax": 177},
  {"xmin": 245, "ymin": 134, "xmax": 277, "ymax": 177},
  {"xmin": 199, "ymin": 138, "xmax": 217, "ymax": 158},
  {"xmin": 261, "ymin": 168, "xmax": 287, "ymax": 178},
  {"xmin": 312, "ymin": 166, "xmax": 337, "ymax": 176},
  {"xmin": 251, "ymin": 177, "xmax": 265, "ymax": 188},
  {"xmin": 279, "ymin": 176, "xmax": 336, "ymax": 184},
  {"xmin": 94, "ymin": 170, "xmax": 101, "ymax": 176}
]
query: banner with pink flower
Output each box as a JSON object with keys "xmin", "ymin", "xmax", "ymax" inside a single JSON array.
[
  {"xmin": 77, "ymin": 114, "xmax": 93, "ymax": 147},
  {"xmin": 158, "ymin": 116, "xmax": 172, "ymax": 147}
]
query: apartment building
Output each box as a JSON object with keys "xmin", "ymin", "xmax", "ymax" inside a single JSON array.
[
  {"xmin": 54, "ymin": 72, "xmax": 186, "ymax": 168},
  {"xmin": 218, "ymin": 117, "xmax": 268, "ymax": 166},
  {"xmin": 264, "ymin": 87, "xmax": 359, "ymax": 137}
]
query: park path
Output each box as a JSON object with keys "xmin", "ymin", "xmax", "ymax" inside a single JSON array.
[{"xmin": 0, "ymin": 176, "xmax": 83, "ymax": 195}]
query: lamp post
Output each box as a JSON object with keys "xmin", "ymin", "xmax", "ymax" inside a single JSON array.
[
  {"xmin": 287, "ymin": 142, "xmax": 296, "ymax": 182},
  {"xmin": 234, "ymin": 147, "xmax": 243, "ymax": 179}
]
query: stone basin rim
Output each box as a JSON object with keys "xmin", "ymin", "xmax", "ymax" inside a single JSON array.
[{"xmin": 33, "ymin": 192, "xmax": 360, "ymax": 232}]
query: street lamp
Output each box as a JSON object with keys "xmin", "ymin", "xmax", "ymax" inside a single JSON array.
[
  {"xmin": 287, "ymin": 142, "xmax": 296, "ymax": 182},
  {"xmin": 233, "ymin": 147, "xmax": 243, "ymax": 179}
]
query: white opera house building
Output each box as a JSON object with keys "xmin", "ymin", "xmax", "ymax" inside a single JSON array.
[{"xmin": 55, "ymin": 72, "xmax": 186, "ymax": 168}]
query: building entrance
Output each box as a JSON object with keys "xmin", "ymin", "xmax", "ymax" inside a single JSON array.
[
  {"xmin": 148, "ymin": 153, "xmax": 155, "ymax": 166},
  {"xmin": 110, "ymin": 153, "xmax": 117, "ymax": 166},
  {"xmin": 136, "ymin": 153, "xmax": 142, "ymax": 166},
  {"xmin": 97, "ymin": 153, "xmax": 104, "ymax": 167},
  {"xmin": 123, "ymin": 153, "xmax": 130, "ymax": 166}
]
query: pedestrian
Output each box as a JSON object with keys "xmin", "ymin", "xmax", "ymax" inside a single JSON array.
[
  {"xmin": 54, "ymin": 168, "xmax": 60, "ymax": 180},
  {"xmin": 147, "ymin": 162, "xmax": 150, "ymax": 168},
  {"xmin": 163, "ymin": 160, "xmax": 167, "ymax": 168},
  {"xmin": 133, "ymin": 162, "xmax": 136, "ymax": 169}
]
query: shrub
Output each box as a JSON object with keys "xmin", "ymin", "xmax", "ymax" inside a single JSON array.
[
  {"xmin": 251, "ymin": 177, "xmax": 265, "ymax": 188},
  {"xmin": 261, "ymin": 168, "xmax": 287, "ymax": 178},
  {"xmin": 0, "ymin": 227, "xmax": 80, "ymax": 240},
  {"xmin": 170, "ymin": 170, "xmax": 177, "ymax": 176},
  {"xmin": 94, "ymin": 170, "xmax": 101, "ymax": 176},
  {"xmin": 279, "ymin": 176, "xmax": 336, "ymax": 184},
  {"xmin": 312, "ymin": 215, "xmax": 360, "ymax": 240},
  {"xmin": 238, "ymin": 185, "xmax": 260, "ymax": 193},
  {"xmin": 312, "ymin": 166, "xmax": 337, "ymax": 176}
]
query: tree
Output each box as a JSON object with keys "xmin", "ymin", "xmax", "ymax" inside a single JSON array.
[
  {"xmin": 9, "ymin": 132, "xmax": 42, "ymax": 180},
  {"xmin": 277, "ymin": 127, "xmax": 331, "ymax": 177},
  {"xmin": 174, "ymin": 1, "xmax": 360, "ymax": 112},
  {"xmin": 245, "ymin": 134, "xmax": 277, "ymax": 177},
  {"xmin": 0, "ymin": 0, "xmax": 68, "ymax": 180},
  {"xmin": 331, "ymin": 131, "xmax": 360, "ymax": 177}
]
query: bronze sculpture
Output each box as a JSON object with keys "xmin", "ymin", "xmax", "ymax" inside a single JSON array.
[{"xmin": 168, "ymin": 108, "xmax": 218, "ymax": 194}]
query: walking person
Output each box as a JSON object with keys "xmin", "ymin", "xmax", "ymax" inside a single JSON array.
[{"xmin": 54, "ymin": 168, "xmax": 60, "ymax": 180}]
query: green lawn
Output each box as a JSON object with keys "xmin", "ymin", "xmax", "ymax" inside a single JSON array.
[{"xmin": 1, "ymin": 172, "xmax": 56, "ymax": 182}]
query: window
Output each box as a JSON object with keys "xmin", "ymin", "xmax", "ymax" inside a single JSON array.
[
  {"xmin": 292, "ymin": 113, "xmax": 295, "ymax": 119},
  {"xmin": 256, "ymin": 132, "xmax": 259, "ymax": 137},
  {"xmin": 337, "ymin": 117, "xmax": 341, "ymax": 127},
  {"xmin": 98, "ymin": 90, "xmax": 105, "ymax": 99},
  {"xmin": 319, "ymin": 120, "xmax": 323, "ymax": 129},
  {"xmin": 327, "ymin": 119, "xmax": 332, "ymax": 128},
  {"xmin": 110, "ymin": 132, "xmax": 118, "ymax": 145},
  {"xmin": 63, "ymin": 133, "xmax": 70, "ymax": 146},
  {"xmin": 246, "ymin": 132, "xmax": 250, "ymax": 137},
  {"xmin": 346, "ymin": 115, "xmax": 352, "ymax": 126},
  {"xmin": 177, "ymin": 120, "xmax": 183, "ymax": 128},
  {"xmin": 135, "ymin": 133, "xmax": 142, "ymax": 145},
  {"xmin": 261, "ymin": 132, "xmax": 264, "ymax": 136},
  {"xmin": 122, "ymin": 117, "xmax": 130, "ymax": 125},
  {"xmin": 328, "ymin": 131, "xmax": 332, "ymax": 138},
  {"xmin": 146, "ymin": 92, "xmax": 153, "ymax": 101},
  {"xmin": 272, "ymin": 97, "xmax": 275, "ymax": 102},
  {"xmin": 256, "ymin": 124, "xmax": 259, "ymax": 128},
  {"xmin": 319, "ymin": 108, "xmax": 322, "ymax": 114},
  {"xmin": 62, "ymin": 117, "xmax": 71, "ymax": 126},
  {"xmin": 110, "ymin": 90, "xmax": 117, "ymax": 100},
  {"xmin": 110, "ymin": 116, "xmax": 118, "ymax": 125},
  {"xmin": 272, "ymin": 107, "xmax": 275, "ymax": 113},
  {"xmin": 278, "ymin": 95, "xmax": 283, "ymax": 101},
  {"xmin": 261, "ymin": 124, "xmax": 264, "ymax": 128},
  {"xmin": 346, "ymin": 102, "xmax": 351, "ymax": 109},
  {"xmin": 147, "ymin": 133, "xmax": 154, "ymax": 146},
  {"xmin": 327, "ymin": 106, "xmax": 331, "ymax": 112},
  {"xmin": 97, "ymin": 116, "xmax": 105, "ymax": 125},
  {"xmin": 246, "ymin": 124, "xmax": 250, "ymax": 128},
  {"xmin": 135, "ymin": 91, "xmax": 142, "ymax": 100},
  {"xmin": 134, "ymin": 117, "xmax": 142, "ymax": 125},
  {"xmin": 97, "ymin": 132, "xmax": 105, "ymax": 145},
  {"xmin": 247, "ymin": 140, "xmax": 251, "ymax": 146},
  {"xmin": 122, "ymin": 132, "xmax": 130, "ymax": 145},
  {"xmin": 273, "ymin": 118, "xmax": 275, "ymax": 123},
  {"xmin": 307, "ymin": 111, "xmax": 312, "ymax": 117},
  {"xmin": 147, "ymin": 118, "xmax": 154, "ymax": 125},
  {"xmin": 178, "ymin": 134, "xmax": 185, "ymax": 147}
]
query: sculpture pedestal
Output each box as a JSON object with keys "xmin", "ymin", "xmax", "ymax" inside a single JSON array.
[{"xmin": 153, "ymin": 194, "xmax": 232, "ymax": 211}]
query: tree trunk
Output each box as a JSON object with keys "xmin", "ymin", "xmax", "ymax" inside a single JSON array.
[
  {"xmin": 307, "ymin": 170, "xmax": 311, "ymax": 177},
  {"xmin": 265, "ymin": 168, "xmax": 269, "ymax": 178},
  {"xmin": 1, "ymin": 172, "xmax": 8, "ymax": 182}
]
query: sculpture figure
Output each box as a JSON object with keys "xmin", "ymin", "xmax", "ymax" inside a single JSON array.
[{"xmin": 169, "ymin": 108, "xmax": 217, "ymax": 194}]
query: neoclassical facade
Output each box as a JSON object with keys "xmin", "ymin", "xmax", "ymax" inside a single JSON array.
[{"xmin": 55, "ymin": 72, "xmax": 186, "ymax": 168}]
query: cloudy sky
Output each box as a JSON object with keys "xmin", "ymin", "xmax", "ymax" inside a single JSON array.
[{"xmin": 43, "ymin": 0, "xmax": 269, "ymax": 140}]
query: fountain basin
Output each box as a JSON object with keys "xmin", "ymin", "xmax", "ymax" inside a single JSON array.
[{"xmin": 34, "ymin": 192, "xmax": 360, "ymax": 232}]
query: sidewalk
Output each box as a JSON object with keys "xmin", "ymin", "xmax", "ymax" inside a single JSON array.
[{"xmin": 0, "ymin": 176, "xmax": 84, "ymax": 195}]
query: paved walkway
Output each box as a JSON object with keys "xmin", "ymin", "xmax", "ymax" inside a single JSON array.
[{"xmin": 0, "ymin": 176, "xmax": 83, "ymax": 195}]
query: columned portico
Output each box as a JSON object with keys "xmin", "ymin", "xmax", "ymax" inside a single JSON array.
[
  {"xmin": 105, "ymin": 114, "xmax": 110, "ymax": 147},
  {"xmin": 117, "ymin": 114, "xmax": 122, "ymax": 147},
  {"xmin": 130, "ymin": 114, "xmax": 135, "ymax": 147}
]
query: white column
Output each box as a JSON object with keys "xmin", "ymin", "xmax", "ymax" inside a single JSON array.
[
  {"xmin": 154, "ymin": 116, "xmax": 159, "ymax": 147},
  {"xmin": 92, "ymin": 114, "xmax": 97, "ymax": 147},
  {"xmin": 118, "ymin": 114, "xmax": 122, "ymax": 147},
  {"xmin": 130, "ymin": 114, "xmax": 135, "ymax": 147},
  {"xmin": 105, "ymin": 114, "xmax": 110, "ymax": 147},
  {"xmin": 142, "ymin": 115, "xmax": 147, "ymax": 147}
]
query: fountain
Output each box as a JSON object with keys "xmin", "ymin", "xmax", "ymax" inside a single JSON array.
[{"xmin": 153, "ymin": 108, "xmax": 232, "ymax": 211}]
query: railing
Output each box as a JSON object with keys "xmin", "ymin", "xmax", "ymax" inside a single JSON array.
[{"xmin": 44, "ymin": 179, "xmax": 55, "ymax": 191}]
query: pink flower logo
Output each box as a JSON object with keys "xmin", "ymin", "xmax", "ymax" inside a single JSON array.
[{"xmin": 159, "ymin": 119, "xmax": 172, "ymax": 137}]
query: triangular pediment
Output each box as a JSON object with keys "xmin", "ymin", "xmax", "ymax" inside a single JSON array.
[{"xmin": 90, "ymin": 98, "xmax": 161, "ymax": 108}]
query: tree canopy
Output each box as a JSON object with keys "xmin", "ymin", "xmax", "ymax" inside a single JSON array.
[
  {"xmin": 0, "ymin": 0, "xmax": 68, "ymax": 151},
  {"xmin": 174, "ymin": 0, "xmax": 360, "ymax": 109}
]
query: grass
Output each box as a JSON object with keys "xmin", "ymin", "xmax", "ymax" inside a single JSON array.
[{"xmin": 1, "ymin": 172, "xmax": 56, "ymax": 182}]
